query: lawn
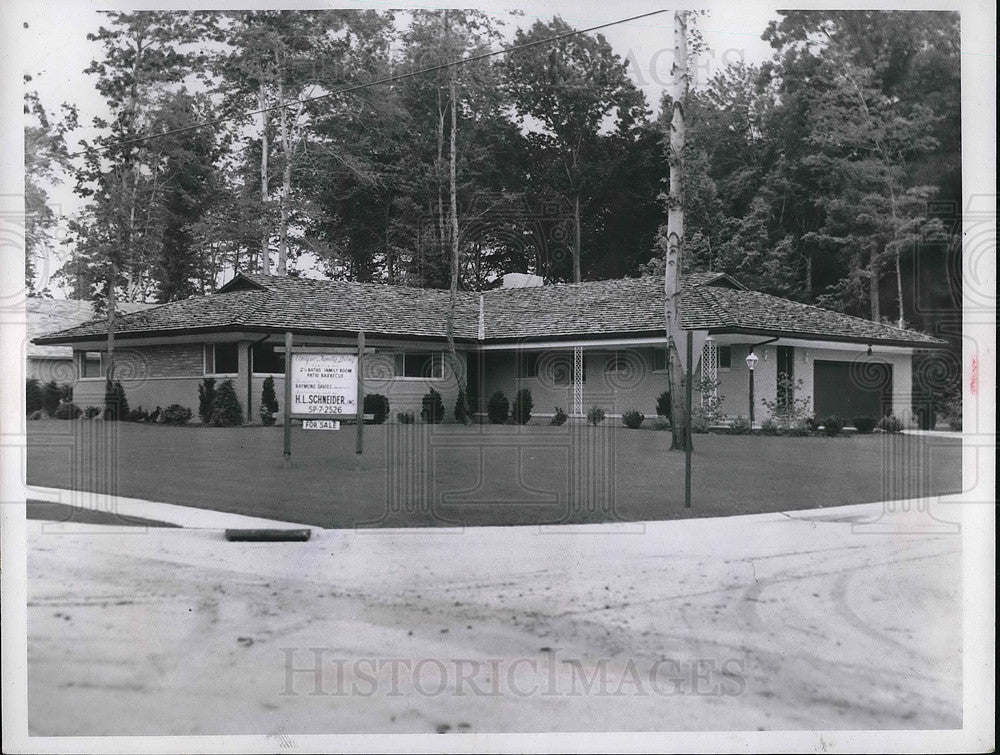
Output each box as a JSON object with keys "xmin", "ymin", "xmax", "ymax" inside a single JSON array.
[{"xmin": 25, "ymin": 420, "xmax": 962, "ymax": 528}]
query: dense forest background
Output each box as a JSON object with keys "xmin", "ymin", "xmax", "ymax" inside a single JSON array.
[{"xmin": 24, "ymin": 10, "xmax": 961, "ymax": 351}]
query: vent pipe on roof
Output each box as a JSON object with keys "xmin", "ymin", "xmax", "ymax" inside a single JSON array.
[{"xmin": 501, "ymin": 273, "xmax": 545, "ymax": 288}]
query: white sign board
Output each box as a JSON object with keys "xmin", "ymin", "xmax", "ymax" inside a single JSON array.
[
  {"xmin": 290, "ymin": 353, "xmax": 358, "ymax": 416},
  {"xmin": 302, "ymin": 419, "xmax": 340, "ymax": 430}
]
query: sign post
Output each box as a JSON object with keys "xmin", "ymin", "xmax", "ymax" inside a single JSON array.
[
  {"xmin": 281, "ymin": 336, "xmax": 371, "ymax": 460},
  {"xmin": 356, "ymin": 331, "xmax": 365, "ymax": 455}
]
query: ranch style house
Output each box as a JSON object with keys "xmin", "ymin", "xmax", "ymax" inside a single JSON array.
[{"xmin": 33, "ymin": 271, "xmax": 946, "ymax": 426}]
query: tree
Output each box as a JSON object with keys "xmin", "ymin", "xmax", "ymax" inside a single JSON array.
[
  {"xmin": 23, "ymin": 83, "xmax": 77, "ymax": 296},
  {"xmin": 506, "ymin": 16, "xmax": 646, "ymax": 282}
]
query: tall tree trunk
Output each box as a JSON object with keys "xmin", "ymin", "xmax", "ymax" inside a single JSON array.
[
  {"xmin": 890, "ymin": 188, "xmax": 904, "ymax": 328},
  {"xmin": 259, "ymin": 83, "xmax": 270, "ymax": 275},
  {"xmin": 664, "ymin": 11, "xmax": 690, "ymax": 452},
  {"xmin": 446, "ymin": 51, "xmax": 467, "ymax": 421},
  {"xmin": 869, "ymin": 246, "xmax": 881, "ymax": 321}
]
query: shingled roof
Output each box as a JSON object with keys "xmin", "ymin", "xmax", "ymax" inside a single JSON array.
[{"xmin": 34, "ymin": 271, "xmax": 944, "ymax": 348}]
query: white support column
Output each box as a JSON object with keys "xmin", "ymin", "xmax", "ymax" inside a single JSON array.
[
  {"xmin": 573, "ymin": 346, "xmax": 584, "ymax": 416},
  {"xmin": 701, "ymin": 337, "xmax": 718, "ymax": 407}
]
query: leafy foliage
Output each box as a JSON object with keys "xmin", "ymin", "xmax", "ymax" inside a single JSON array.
[
  {"xmin": 453, "ymin": 387, "xmax": 470, "ymax": 424},
  {"xmin": 397, "ymin": 411, "xmax": 415, "ymax": 424},
  {"xmin": 550, "ymin": 407, "xmax": 568, "ymax": 426},
  {"xmin": 420, "ymin": 388, "xmax": 445, "ymax": 424},
  {"xmin": 487, "ymin": 391, "xmax": 509, "ymax": 424},
  {"xmin": 198, "ymin": 378, "xmax": 217, "ymax": 423},
  {"xmin": 365, "ymin": 393, "xmax": 390, "ymax": 425},
  {"xmin": 656, "ymin": 391, "xmax": 672, "ymax": 419},
  {"xmin": 819, "ymin": 415, "xmax": 845, "ymax": 437},
  {"xmin": 586, "ymin": 406, "xmax": 605, "ymax": 426},
  {"xmin": 26, "ymin": 379, "xmax": 44, "ymax": 414},
  {"xmin": 621, "ymin": 410, "xmax": 645, "ymax": 429},
  {"xmin": 511, "ymin": 388, "xmax": 533, "ymax": 425},
  {"xmin": 162, "ymin": 404, "xmax": 193, "ymax": 424},
  {"xmin": 104, "ymin": 380, "xmax": 129, "ymax": 421},
  {"xmin": 54, "ymin": 402, "xmax": 83, "ymax": 420},
  {"xmin": 852, "ymin": 415, "xmax": 878, "ymax": 434},
  {"xmin": 877, "ymin": 414, "xmax": 903, "ymax": 433},
  {"xmin": 210, "ymin": 379, "xmax": 244, "ymax": 426}
]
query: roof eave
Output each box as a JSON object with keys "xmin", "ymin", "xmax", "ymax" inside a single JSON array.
[{"xmin": 704, "ymin": 326, "xmax": 947, "ymax": 349}]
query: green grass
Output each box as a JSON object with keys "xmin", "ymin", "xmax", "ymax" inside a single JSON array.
[{"xmin": 25, "ymin": 421, "xmax": 962, "ymax": 529}]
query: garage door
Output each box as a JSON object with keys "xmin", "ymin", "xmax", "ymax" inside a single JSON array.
[{"xmin": 813, "ymin": 360, "xmax": 892, "ymax": 418}]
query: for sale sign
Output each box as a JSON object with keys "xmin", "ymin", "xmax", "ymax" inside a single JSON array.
[{"xmin": 290, "ymin": 353, "xmax": 358, "ymax": 416}]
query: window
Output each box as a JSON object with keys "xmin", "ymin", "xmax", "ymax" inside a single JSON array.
[
  {"xmin": 546, "ymin": 353, "xmax": 581, "ymax": 386},
  {"xmin": 81, "ymin": 351, "xmax": 103, "ymax": 379},
  {"xmin": 718, "ymin": 346, "xmax": 732, "ymax": 369},
  {"xmin": 205, "ymin": 343, "xmax": 239, "ymax": 375},
  {"xmin": 653, "ymin": 348, "xmax": 668, "ymax": 372},
  {"xmin": 605, "ymin": 351, "xmax": 630, "ymax": 373},
  {"xmin": 252, "ymin": 342, "xmax": 285, "ymax": 375},
  {"xmin": 517, "ymin": 352, "xmax": 540, "ymax": 379},
  {"xmin": 393, "ymin": 352, "xmax": 444, "ymax": 379}
]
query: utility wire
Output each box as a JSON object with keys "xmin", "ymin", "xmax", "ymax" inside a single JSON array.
[{"xmin": 76, "ymin": 8, "xmax": 671, "ymax": 157}]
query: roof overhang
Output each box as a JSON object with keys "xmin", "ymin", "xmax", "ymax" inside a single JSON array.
[{"xmin": 704, "ymin": 327, "xmax": 947, "ymax": 350}]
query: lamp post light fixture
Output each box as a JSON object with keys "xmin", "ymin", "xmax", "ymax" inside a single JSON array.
[{"xmin": 745, "ymin": 349, "xmax": 759, "ymax": 427}]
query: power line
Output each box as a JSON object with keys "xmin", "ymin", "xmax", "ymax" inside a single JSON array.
[{"xmin": 73, "ymin": 8, "xmax": 671, "ymax": 158}]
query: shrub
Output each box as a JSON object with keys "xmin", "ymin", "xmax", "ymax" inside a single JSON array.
[
  {"xmin": 651, "ymin": 415, "xmax": 671, "ymax": 431},
  {"xmin": 125, "ymin": 407, "xmax": 149, "ymax": 423},
  {"xmin": 550, "ymin": 407, "xmax": 568, "ymax": 426},
  {"xmin": 784, "ymin": 425, "xmax": 811, "ymax": 437},
  {"xmin": 852, "ymin": 415, "xmax": 878, "ymax": 434},
  {"xmin": 877, "ymin": 414, "xmax": 903, "ymax": 434},
  {"xmin": 261, "ymin": 376, "xmax": 279, "ymax": 415},
  {"xmin": 656, "ymin": 390, "xmax": 671, "ymax": 419},
  {"xmin": 759, "ymin": 418, "xmax": 780, "ymax": 436},
  {"xmin": 759, "ymin": 374, "xmax": 813, "ymax": 429},
  {"xmin": 162, "ymin": 404, "xmax": 193, "ymax": 425},
  {"xmin": 42, "ymin": 380, "xmax": 62, "ymax": 416},
  {"xmin": 487, "ymin": 391, "xmax": 509, "ymax": 424},
  {"xmin": 914, "ymin": 403, "xmax": 937, "ymax": 431},
  {"xmin": 198, "ymin": 378, "xmax": 217, "ymax": 423},
  {"xmin": 104, "ymin": 380, "xmax": 129, "ymax": 421},
  {"xmin": 259, "ymin": 403, "xmax": 277, "ymax": 426},
  {"xmin": 364, "ymin": 393, "xmax": 390, "ymax": 425},
  {"xmin": 586, "ymin": 406, "xmax": 605, "ymax": 426},
  {"xmin": 84, "ymin": 405, "xmax": 102, "ymax": 419},
  {"xmin": 29, "ymin": 410, "xmax": 43, "ymax": 420},
  {"xmin": 26, "ymin": 378, "xmax": 43, "ymax": 414},
  {"xmin": 453, "ymin": 387, "xmax": 470, "ymax": 424},
  {"xmin": 512, "ymin": 388, "xmax": 533, "ymax": 425},
  {"xmin": 420, "ymin": 388, "xmax": 445, "ymax": 423},
  {"xmin": 819, "ymin": 415, "xmax": 845, "ymax": 437},
  {"xmin": 209, "ymin": 379, "xmax": 244, "ymax": 426},
  {"xmin": 54, "ymin": 402, "xmax": 82, "ymax": 420},
  {"xmin": 693, "ymin": 376, "xmax": 726, "ymax": 428},
  {"xmin": 621, "ymin": 410, "xmax": 645, "ymax": 429},
  {"xmin": 397, "ymin": 411, "xmax": 415, "ymax": 424},
  {"xmin": 730, "ymin": 416, "xmax": 752, "ymax": 435}
]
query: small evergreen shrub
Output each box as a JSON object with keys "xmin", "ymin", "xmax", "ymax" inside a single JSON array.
[
  {"xmin": 651, "ymin": 415, "xmax": 671, "ymax": 431},
  {"xmin": 54, "ymin": 402, "xmax": 82, "ymax": 420},
  {"xmin": 125, "ymin": 407, "xmax": 149, "ymax": 422},
  {"xmin": 261, "ymin": 376, "xmax": 279, "ymax": 417},
  {"xmin": 365, "ymin": 393, "xmax": 390, "ymax": 425},
  {"xmin": 914, "ymin": 403, "xmax": 936, "ymax": 431},
  {"xmin": 586, "ymin": 406, "xmax": 605, "ymax": 426},
  {"xmin": 162, "ymin": 404, "xmax": 193, "ymax": 425},
  {"xmin": 198, "ymin": 378, "xmax": 217, "ymax": 423},
  {"xmin": 84, "ymin": 405, "xmax": 101, "ymax": 419},
  {"xmin": 819, "ymin": 415, "xmax": 845, "ymax": 437},
  {"xmin": 512, "ymin": 389, "xmax": 533, "ymax": 424},
  {"xmin": 104, "ymin": 381, "xmax": 129, "ymax": 421},
  {"xmin": 784, "ymin": 425, "xmax": 811, "ymax": 437},
  {"xmin": 852, "ymin": 415, "xmax": 878, "ymax": 434},
  {"xmin": 209, "ymin": 379, "xmax": 244, "ymax": 426},
  {"xmin": 730, "ymin": 416, "xmax": 752, "ymax": 434},
  {"xmin": 397, "ymin": 411, "xmax": 415, "ymax": 424},
  {"xmin": 259, "ymin": 403, "xmax": 276, "ymax": 426},
  {"xmin": 550, "ymin": 407, "xmax": 568, "ymax": 426},
  {"xmin": 656, "ymin": 390, "xmax": 672, "ymax": 419},
  {"xmin": 759, "ymin": 418, "xmax": 780, "ymax": 436},
  {"xmin": 420, "ymin": 388, "xmax": 445, "ymax": 423},
  {"xmin": 26, "ymin": 378, "xmax": 43, "ymax": 414},
  {"xmin": 42, "ymin": 380, "xmax": 62, "ymax": 416},
  {"xmin": 487, "ymin": 391, "xmax": 509, "ymax": 424},
  {"xmin": 877, "ymin": 414, "xmax": 903, "ymax": 434},
  {"xmin": 621, "ymin": 410, "xmax": 645, "ymax": 429},
  {"xmin": 29, "ymin": 410, "xmax": 43, "ymax": 420},
  {"xmin": 453, "ymin": 387, "xmax": 470, "ymax": 424}
]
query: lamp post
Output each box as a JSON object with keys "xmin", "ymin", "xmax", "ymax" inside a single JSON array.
[{"xmin": 745, "ymin": 349, "xmax": 759, "ymax": 427}]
